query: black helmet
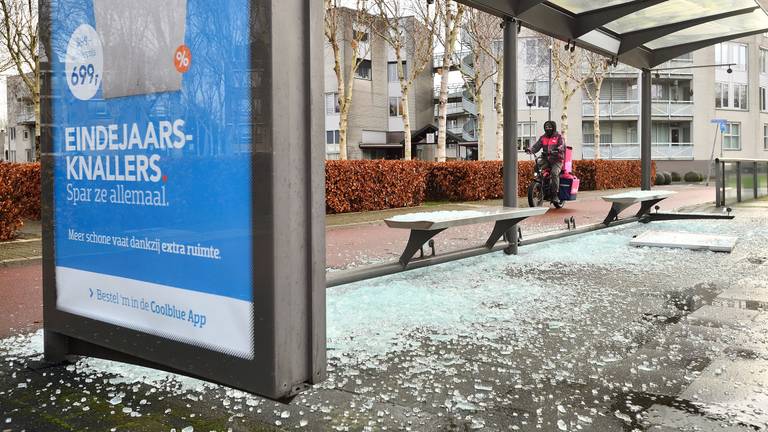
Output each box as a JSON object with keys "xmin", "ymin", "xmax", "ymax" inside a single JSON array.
[{"xmin": 543, "ymin": 121, "xmax": 557, "ymax": 137}]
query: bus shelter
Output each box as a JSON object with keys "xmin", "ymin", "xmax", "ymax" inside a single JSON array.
[{"xmin": 454, "ymin": 0, "xmax": 768, "ymax": 248}]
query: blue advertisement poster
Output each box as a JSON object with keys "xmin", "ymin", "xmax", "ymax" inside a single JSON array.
[{"xmin": 51, "ymin": 0, "xmax": 254, "ymax": 359}]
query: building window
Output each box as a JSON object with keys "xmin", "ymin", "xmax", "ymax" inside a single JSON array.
[
  {"xmin": 764, "ymin": 124, "xmax": 768, "ymax": 150},
  {"xmin": 355, "ymin": 59, "xmax": 372, "ymax": 80},
  {"xmin": 23, "ymin": 129, "xmax": 28, "ymax": 139},
  {"xmin": 525, "ymin": 80, "xmax": 550, "ymax": 108},
  {"xmin": 326, "ymin": 130, "xmax": 340, "ymax": 145},
  {"xmin": 387, "ymin": 62, "xmax": 407, "ymax": 82},
  {"xmin": 517, "ymin": 121, "xmax": 536, "ymax": 151},
  {"xmin": 716, "ymin": 42, "xmax": 747, "ymax": 71},
  {"xmin": 723, "ymin": 122, "xmax": 740, "ymax": 150},
  {"xmin": 388, "ymin": 97, "xmax": 403, "ymax": 117},
  {"xmin": 762, "ymin": 87, "xmax": 767, "ymax": 112},
  {"xmin": 733, "ymin": 84, "xmax": 748, "ymax": 109},
  {"xmin": 9, "ymin": 127, "xmax": 15, "ymax": 140},
  {"xmin": 715, "ymin": 42, "xmax": 747, "ymax": 71},
  {"xmin": 715, "ymin": 82, "xmax": 729, "ymax": 108},
  {"xmin": 761, "ymin": 48, "xmax": 768, "ymax": 74},
  {"xmin": 325, "ymin": 93, "xmax": 340, "ymax": 114}
]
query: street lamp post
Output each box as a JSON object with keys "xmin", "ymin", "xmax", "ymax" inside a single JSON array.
[{"xmin": 525, "ymin": 90, "xmax": 535, "ymax": 150}]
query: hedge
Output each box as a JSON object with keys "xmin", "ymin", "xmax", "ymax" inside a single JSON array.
[
  {"xmin": 326, "ymin": 159, "xmax": 656, "ymax": 214},
  {"xmin": 0, "ymin": 162, "xmax": 41, "ymax": 241},
  {"xmin": 326, "ymin": 160, "xmax": 431, "ymax": 214}
]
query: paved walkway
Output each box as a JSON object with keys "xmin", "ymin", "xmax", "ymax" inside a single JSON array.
[
  {"xmin": 327, "ymin": 183, "xmax": 715, "ymax": 269},
  {"xmin": 0, "ymin": 197, "xmax": 765, "ymax": 431}
]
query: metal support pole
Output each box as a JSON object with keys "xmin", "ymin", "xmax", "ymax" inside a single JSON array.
[
  {"xmin": 736, "ymin": 161, "xmax": 742, "ymax": 202},
  {"xmin": 503, "ymin": 18, "xmax": 518, "ymax": 255},
  {"xmin": 754, "ymin": 161, "xmax": 758, "ymax": 200},
  {"xmin": 715, "ymin": 160, "xmax": 723, "ymax": 207},
  {"xmin": 548, "ymin": 47, "xmax": 552, "ymax": 122},
  {"xmin": 640, "ymin": 69, "xmax": 652, "ymax": 190}
]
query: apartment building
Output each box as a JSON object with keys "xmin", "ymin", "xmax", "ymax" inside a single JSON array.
[
  {"xmin": 324, "ymin": 8, "xmax": 434, "ymax": 160},
  {"xmin": 4, "ymin": 74, "xmax": 36, "ymax": 162},
  {"xmin": 456, "ymin": 29, "xmax": 768, "ymax": 173}
]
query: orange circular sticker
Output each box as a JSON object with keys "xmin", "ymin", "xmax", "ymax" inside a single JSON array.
[{"xmin": 174, "ymin": 44, "xmax": 191, "ymax": 73}]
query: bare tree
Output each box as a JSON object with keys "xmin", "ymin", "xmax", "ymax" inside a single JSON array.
[
  {"xmin": 0, "ymin": 0, "xmax": 38, "ymax": 156},
  {"xmin": 551, "ymin": 39, "xmax": 589, "ymax": 141},
  {"xmin": 434, "ymin": 0, "xmax": 464, "ymax": 162},
  {"xmin": 324, "ymin": 0, "xmax": 373, "ymax": 160},
  {"xmin": 372, "ymin": 0, "xmax": 438, "ymax": 160},
  {"xmin": 460, "ymin": 9, "xmax": 499, "ymax": 160},
  {"xmin": 581, "ymin": 52, "xmax": 611, "ymax": 159}
]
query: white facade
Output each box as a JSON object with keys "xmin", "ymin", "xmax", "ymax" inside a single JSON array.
[
  {"xmin": 4, "ymin": 74, "xmax": 36, "ymax": 162},
  {"xmin": 323, "ymin": 10, "xmax": 434, "ymax": 160},
  {"xmin": 454, "ymin": 30, "xmax": 768, "ymax": 172}
]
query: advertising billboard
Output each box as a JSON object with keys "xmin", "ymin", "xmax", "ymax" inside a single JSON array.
[{"xmin": 42, "ymin": 0, "xmax": 325, "ymax": 399}]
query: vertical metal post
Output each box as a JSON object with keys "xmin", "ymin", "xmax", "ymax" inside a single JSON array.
[
  {"xmin": 503, "ymin": 18, "xmax": 518, "ymax": 255},
  {"xmin": 736, "ymin": 161, "xmax": 742, "ymax": 202},
  {"xmin": 715, "ymin": 160, "xmax": 723, "ymax": 207},
  {"xmin": 754, "ymin": 161, "xmax": 758, "ymax": 200},
  {"xmin": 548, "ymin": 47, "xmax": 552, "ymax": 121},
  {"xmin": 640, "ymin": 69, "xmax": 652, "ymax": 190}
]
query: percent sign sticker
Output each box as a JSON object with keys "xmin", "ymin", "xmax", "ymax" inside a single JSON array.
[
  {"xmin": 65, "ymin": 24, "xmax": 104, "ymax": 101},
  {"xmin": 174, "ymin": 45, "xmax": 192, "ymax": 73}
]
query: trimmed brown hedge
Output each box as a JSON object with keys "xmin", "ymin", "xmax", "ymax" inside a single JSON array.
[
  {"xmin": 0, "ymin": 162, "xmax": 41, "ymax": 241},
  {"xmin": 326, "ymin": 159, "xmax": 655, "ymax": 214},
  {"xmin": 326, "ymin": 160, "xmax": 431, "ymax": 214}
]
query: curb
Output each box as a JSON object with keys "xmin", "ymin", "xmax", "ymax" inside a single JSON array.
[{"xmin": 0, "ymin": 256, "xmax": 43, "ymax": 268}]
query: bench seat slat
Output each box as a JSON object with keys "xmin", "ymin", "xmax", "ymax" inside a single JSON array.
[
  {"xmin": 601, "ymin": 190, "xmax": 676, "ymax": 204},
  {"xmin": 385, "ymin": 206, "xmax": 547, "ymax": 231}
]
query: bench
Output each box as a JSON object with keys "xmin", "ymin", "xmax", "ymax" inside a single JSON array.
[
  {"xmin": 601, "ymin": 190, "xmax": 735, "ymax": 224},
  {"xmin": 601, "ymin": 190, "xmax": 677, "ymax": 225},
  {"xmin": 385, "ymin": 206, "xmax": 548, "ymax": 266}
]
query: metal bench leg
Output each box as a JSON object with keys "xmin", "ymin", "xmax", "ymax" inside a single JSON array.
[
  {"xmin": 602, "ymin": 202, "xmax": 632, "ymax": 225},
  {"xmin": 635, "ymin": 198, "xmax": 665, "ymax": 219},
  {"xmin": 485, "ymin": 217, "xmax": 526, "ymax": 250},
  {"xmin": 399, "ymin": 229, "xmax": 446, "ymax": 267}
]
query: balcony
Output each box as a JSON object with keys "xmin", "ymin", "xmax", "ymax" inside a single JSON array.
[
  {"xmin": 435, "ymin": 101, "xmax": 467, "ymax": 116},
  {"xmin": 16, "ymin": 105, "xmax": 35, "ymax": 124},
  {"xmin": 581, "ymin": 142, "xmax": 694, "ymax": 160},
  {"xmin": 582, "ymin": 100, "xmax": 640, "ymax": 118},
  {"xmin": 582, "ymin": 100, "xmax": 693, "ymax": 118},
  {"xmin": 652, "ymin": 100, "xmax": 694, "ymax": 118},
  {"xmin": 433, "ymin": 83, "xmax": 465, "ymax": 98}
]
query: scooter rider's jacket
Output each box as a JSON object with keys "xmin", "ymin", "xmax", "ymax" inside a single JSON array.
[{"xmin": 530, "ymin": 133, "xmax": 565, "ymax": 164}]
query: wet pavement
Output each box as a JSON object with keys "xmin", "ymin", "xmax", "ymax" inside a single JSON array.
[{"xmin": 2, "ymin": 188, "xmax": 767, "ymax": 431}]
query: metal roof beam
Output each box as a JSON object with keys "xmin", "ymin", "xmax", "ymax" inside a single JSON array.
[
  {"xmin": 453, "ymin": 0, "xmax": 516, "ymax": 19},
  {"xmin": 573, "ymin": 0, "xmax": 669, "ymax": 38},
  {"xmin": 649, "ymin": 28, "xmax": 768, "ymax": 67},
  {"xmin": 515, "ymin": 0, "xmax": 546, "ymax": 15},
  {"xmin": 617, "ymin": 6, "xmax": 759, "ymax": 54}
]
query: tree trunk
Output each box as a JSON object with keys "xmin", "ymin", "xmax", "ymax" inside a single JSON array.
[
  {"xmin": 436, "ymin": 3, "xmax": 464, "ymax": 163},
  {"xmin": 339, "ymin": 104, "xmax": 350, "ymax": 160},
  {"xmin": 593, "ymin": 99, "xmax": 601, "ymax": 159},
  {"xmin": 592, "ymin": 77, "xmax": 604, "ymax": 160},
  {"xmin": 494, "ymin": 62, "xmax": 504, "ymax": 160},
  {"xmin": 338, "ymin": 74, "xmax": 355, "ymax": 160},
  {"xmin": 560, "ymin": 97, "xmax": 570, "ymax": 142},
  {"xmin": 437, "ymin": 59, "xmax": 450, "ymax": 162},
  {"xmin": 476, "ymin": 89, "xmax": 484, "ymax": 161},
  {"xmin": 401, "ymin": 89, "xmax": 412, "ymax": 160}
]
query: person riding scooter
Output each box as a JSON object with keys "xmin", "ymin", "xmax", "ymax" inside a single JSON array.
[{"xmin": 526, "ymin": 120, "xmax": 566, "ymax": 204}]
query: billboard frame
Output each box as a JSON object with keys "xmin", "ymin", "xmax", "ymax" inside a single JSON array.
[{"xmin": 39, "ymin": 0, "xmax": 326, "ymax": 400}]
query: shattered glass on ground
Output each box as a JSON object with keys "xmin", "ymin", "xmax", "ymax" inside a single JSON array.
[{"xmin": 2, "ymin": 207, "xmax": 768, "ymax": 431}]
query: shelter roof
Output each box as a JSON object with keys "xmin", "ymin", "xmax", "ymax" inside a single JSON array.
[{"xmin": 456, "ymin": 0, "xmax": 768, "ymax": 68}]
